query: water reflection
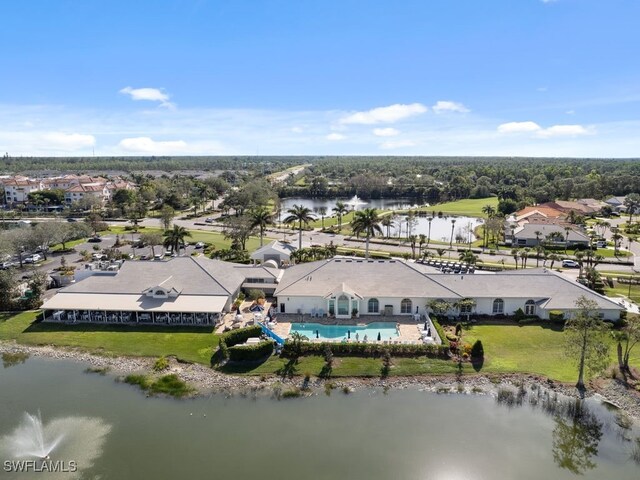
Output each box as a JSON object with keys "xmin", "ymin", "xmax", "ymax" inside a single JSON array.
[
  {"xmin": 2, "ymin": 352, "xmax": 30, "ymax": 368},
  {"xmin": 552, "ymin": 401, "xmax": 603, "ymax": 475}
]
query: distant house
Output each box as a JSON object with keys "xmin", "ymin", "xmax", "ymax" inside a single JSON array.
[
  {"xmin": 539, "ymin": 201, "xmax": 600, "ymax": 216},
  {"xmin": 510, "ymin": 223, "xmax": 589, "ymax": 247},
  {"xmin": 604, "ymin": 196, "xmax": 638, "ymax": 214},
  {"xmin": 250, "ymin": 241, "xmax": 297, "ymax": 266}
]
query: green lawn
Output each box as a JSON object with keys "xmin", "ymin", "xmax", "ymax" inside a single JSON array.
[
  {"xmin": 107, "ymin": 226, "xmax": 273, "ymax": 253},
  {"xmin": 3, "ymin": 312, "xmax": 638, "ymax": 383},
  {"xmin": 426, "ymin": 197, "xmax": 499, "ymax": 217},
  {"xmin": 603, "ymin": 284, "xmax": 640, "ymax": 304},
  {"xmin": 0, "ymin": 311, "xmax": 220, "ymax": 364},
  {"xmin": 463, "ymin": 323, "xmax": 640, "ymax": 383}
]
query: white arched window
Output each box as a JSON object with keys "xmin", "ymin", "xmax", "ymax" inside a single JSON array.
[
  {"xmin": 525, "ymin": 299, "xmax": 535, "ymax": 316},
  {"xmin": 337, "ymin": 295, "xmax": 349, "ymax": 316},
  {"xmin": 492, "ymin": 298, "xmax": 504, "ymax": 314},
  {"xmin": 401, "ymin": 298, "xmax": 412, "ymax": 314},
  {"xmin": 368, "ymin": 298, "xmax": 379, "ymax": 314}
]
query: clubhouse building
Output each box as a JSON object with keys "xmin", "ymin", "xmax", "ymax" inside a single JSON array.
[{"xmin": 41, "ymin": 256, "xmax": 624, "ymax": 326}]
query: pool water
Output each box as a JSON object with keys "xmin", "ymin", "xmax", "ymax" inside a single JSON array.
[{"xmin": 290, "ymin": 322, "xmax": 399, "ymax": 341}]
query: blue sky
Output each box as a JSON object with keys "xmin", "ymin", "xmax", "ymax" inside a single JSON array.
[{"xmin": 1, "ymin": 0, "xmax": 639, "ymax": 157}]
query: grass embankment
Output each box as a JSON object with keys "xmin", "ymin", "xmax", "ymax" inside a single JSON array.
[
  {"xmin": 107, "ymin": 226, "xmax": 273, "ymax": 253},
  {"xmin": 424, "ymin": 197, "xmax": 499, "ymax": 217},
  {"xmin": 3, "ymin": 312, "xmax": 639, "ymax": 383},
  {"xmin": 0, "ymin": 311, "xmax": 220, "ymax": 364}
]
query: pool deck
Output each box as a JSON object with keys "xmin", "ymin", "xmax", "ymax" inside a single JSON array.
[
  {"xmin": 216, "ymin": 304, "xmax": 438, "ymax": 344},
  {"xmin": 273, "ymin": 314, "xmax": 428, "ymax": 344}
]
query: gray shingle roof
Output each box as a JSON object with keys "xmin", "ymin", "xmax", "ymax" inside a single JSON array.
[
  {"xmin": 63, "ymin": 257, "xmax": 246, "ymax": 296},
  {"xmin": 275, "ymin": 258, "xmax": 461, "ymax": 299}
]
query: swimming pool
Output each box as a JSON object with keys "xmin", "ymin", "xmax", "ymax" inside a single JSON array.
[{"xmin": 290, "ymin": 322, "xmax": 399, "ymax": 341}]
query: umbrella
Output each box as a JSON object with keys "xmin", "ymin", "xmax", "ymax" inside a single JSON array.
[
  {"xmin": 316, "ymin": 330, "xmax": 319, "ymax": 339},
  {"xmin": 347, "ymin": 330, "xmax": 351, "ymax": 339},
  {"xmin": 377, "ymin": 332, "xmax": 381, "ymax": 341},
  {"xmin": 424, "ymin": 321, "xmax": 428, "ymax": 331},
  {"xmin": 236, "ymin": 306, "xmax": 241, "ymax": 315}
]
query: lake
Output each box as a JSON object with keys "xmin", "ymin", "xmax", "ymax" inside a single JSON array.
[
  {"xmin": 1, "ymin": 356, "xmax": 639, "ymax": 479},
  {"xmin": 279, "ymin": 197, "xmax": 483, "ymax": 241}
]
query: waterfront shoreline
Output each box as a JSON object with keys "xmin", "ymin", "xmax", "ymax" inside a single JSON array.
[{"xmin": 2, "ymin": 340, "xmax": 639, "ymax": 420}]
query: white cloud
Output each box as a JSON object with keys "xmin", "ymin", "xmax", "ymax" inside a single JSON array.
[
  {"xmin": 42, "ymin": 132, "xmax": 95, "ymax": 149},
  {"xmin": 432, "ymin": 100, "xmax": 469, "ymax": 113},
  {"xmin": 498, "ymin": 121, "xmax": 593, "ymax": 138},
  {"xmin": 118, "ymin": 137, "xmax": 188, "ymax": 154},
  {"xmin": 291, "ymin": 126, "xmax": 304, "ymax": 133},
  {"xmin": 340, "ymin": 103, "xmax": 427, "ymax": 124},
  {"xmin": 326, "ymin": 133, "xmax": 346, "ymax": 141},
  {"xmin": 379, "ymin": 140, "xmax": 416, "ymax": 149},
  {"xmin": 372, "ymin": 127, "xmax": 399, "ymax": 137},
  {"xmin": 537, "ymin": 124, "xmax": 592, "ymax": 138},
  {"xmin": 565, "ymin": 110, "xmax": 575, "ymax": 115},
  {"xmin": 119, "ymin": 86, "xmax": 174, "ymax": 108},
  {"xmin": 497, "ymin": 121, "xmax": 542, "ymax": 133}
]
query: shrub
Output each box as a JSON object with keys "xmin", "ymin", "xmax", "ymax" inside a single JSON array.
[
  {"xmin": 513, "ymin": 308, "xmax": 525, "ymax": 321},
  {"xmin": 227, "ymin": 340, "xmax": 274, "ymax": 361},
  {"xmin": 431, "ymin": 318, "xmax": 449, "ymax": 348},
  {"xmin": 153, "ymin": 356, "xmax": 170, "ymax": 371},
  {"xmin": 218, "ymin": 338, "xmax": 229, "ymax": 360},
  {"xmin": 248, "ymin": 289, "xmax": 266, "ymax": 301},
  {"xmin": 124, "ymin": 374, "xmax": 151, "ymax": 389},
  {"xmin": 222, "ymin": 325, "xmax": 262, "ymax": 347},
  {"xmin": 149, "ymin": 374, "xmax": 193, "ymax": 397},
  {"xmin": 471, "ymin": 340, "xmax": 484, "ymax": 359},
  {"xmin": 455, "ymin": 323, "xmax": 462, "ymax": 337},
  {"xmin": 549, "ymin": 310, "xmax": 565, "ymax": 323},
  {"xmin": 281, "ymin": 341, "xmax": 449, "ymax": 359}
]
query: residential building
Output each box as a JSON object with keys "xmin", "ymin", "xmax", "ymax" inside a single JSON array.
[
  {"xmin": 274, "ymin": 258, "xmax": 622, "ymax": 321},
  {"xmin": 509, "ymin": 223, "xmax": 590, "ymax": 248}
]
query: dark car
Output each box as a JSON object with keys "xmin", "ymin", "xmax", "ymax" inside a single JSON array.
[
  {"xmin": 87, "ymin": 236, "xmax": 102, "ymax": 243},
  {"xmin": 66, "ymin": 217, "xmax": 78, "ymax": 222}
]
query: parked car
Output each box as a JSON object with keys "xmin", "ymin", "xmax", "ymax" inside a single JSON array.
[
  {"xmin": 194, "ymin": 242, "xmax": 205, "ymax": 249},
  {"xmin": 66, "ymin": 217, "xmax": 78, "ymax": 222},
  {"xmin": 87, "ymin": 236, "xmax": 102, "ymax": 243},
  {"xmin": 0, "ymin": 261, "xmax": 16, "ymax": 270},
  {"xmin": 205, "ymin": 217, "xmax": 214, "ymax": 223},
  {"xmin": 562, "ymin": 259, "xmax": 579, "ymax": 268},
  {"xmin": 596, "ymin": 240, "xmax": 607, "ymax": 248},
  {"xmin": 24, "ymin": 254, "xmax": 42, "ymax": 264}
]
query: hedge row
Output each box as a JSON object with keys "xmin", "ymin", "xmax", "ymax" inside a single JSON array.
[
  {"xmin": 228, "ymin": 341, "xmax": 274, "ymax": 361},
  {"xmin": 281, "ymin": 341, "xmax": 449, "ymax": 359},
  {"xmin": 431, "ymin": 318, "xmax": 449, "ymax": 348},
  {"xmin": 222, "ymin": 325, "xmax": 263, "ymax": 347}
]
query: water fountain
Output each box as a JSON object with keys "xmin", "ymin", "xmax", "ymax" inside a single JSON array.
[
  {"xmin": 0, "ymin": 411, "xmax": 111, "ymax": 478},
  {"xmin": 8, "ymin": 412, "xmax": 62, "ymax": 459},
  {"xmin": 345, "ymin": 195, "xmax": 367, "ymax": 210}
]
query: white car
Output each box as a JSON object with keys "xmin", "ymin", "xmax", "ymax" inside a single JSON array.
[
  {"xmin": 195, "ymin": 242, "xmax": 205, "ymax": 249},
  {"xmin": 24, "ymin": 254, "xmax": 42, "ymax": 264},
  {"xmin": 562, "ymin": 259, "xmax": 579, "ymax": 268}
]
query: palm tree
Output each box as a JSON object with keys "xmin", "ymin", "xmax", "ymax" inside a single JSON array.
[
  {"xmin": 547, "ymin": 253, "xmax": 560, "ymax": 269},
  {"xmin": 564, "ymin": 226, "xmax": 571, "ymax": 253},
  {"xmin": 459, "ymin": 250, "xmax": 479, "ymax": 265},
  {"xmin": 332, "ymin": 201, "xmax": 349, "ymax": 231},
  {"xmin": 511, "ymin": 248, "xmax": 519, "ymax": 270},
  {"xmin": 248, "ymin": 206, "xmax": 274, "ymax": 247},
  {"xmin": 351, "ymin": 208, "xmax": 383, "ymax": 259},
  {"xmin": 418, "ymin": 234, "xmax": 426, "ymax": 258},
  {"xmin": 482, "ymin": 205, "xmax": 496, "ymax": 249},
  {"xmin": 284, "ymin": 204, "xmax": 315, "ymax": 250},
  {"xmin": 318, "ymin": 207, "xmax": 327, "ymax": 229},
  {"xmin": 535, "ymin": 245, "xmax": 545, "ymax": 267},
  {"xmin": 162, "ymin": 225, "xmax": 192, "ymax": 255},
  {"xmin": 449, "ymin": 218, "xmax": 457, "ymax": 247},
  {"xmin": 426, "ymin": 216, "xmax": 433, "ymax": 246},
  {"xmin": 380, "ymin": 215, "xmax": 394, "ymax": 238},
  {"xmin": 436, "ymin": 248, "xmax": 446, "ymax": 258}
]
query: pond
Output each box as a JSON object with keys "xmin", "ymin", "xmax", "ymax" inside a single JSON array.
[
  {"xmin": 0, "ymin": 356, "xmax": 639, "ymax": 480},
  {"xmin": 279, "ymin": 197, "xmax": 483, "ymax": 241}
]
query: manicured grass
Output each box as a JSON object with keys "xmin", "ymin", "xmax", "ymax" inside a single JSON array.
[
  {"xmin": 463, "ymin": 322, "xmax": 640, "ymax": 383},
  {"xmin": 308, "ymin": 211, "xmax": 356, "ymax": 229},
  {"xmin": 603, "ymin": 284, "xmax": 640, "ymax": 304},
  {"xmin": 427, "ymin": 197, "xmax": 499, "ymax": 217},
  {"xmin": 0, "ymin": 311, "xmax": 220, "ymax": 364},
  {"xmin": 107, "ymin": 226, "xmax": 274, "ymax": 253},
  {"xmin": 50, "ymin": 238, "xmax": 88, "ymax": 252},
  {"xmin": 3, "ymin": 311, "xmax": 638, "ymax": 382}
]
